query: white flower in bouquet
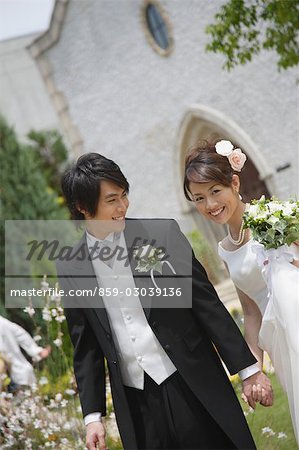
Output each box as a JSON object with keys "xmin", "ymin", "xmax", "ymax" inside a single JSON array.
[{"xmin": 243, "ymin": 196, "xmax": 299, "ymax": 250}]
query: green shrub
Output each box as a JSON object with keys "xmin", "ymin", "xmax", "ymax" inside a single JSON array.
[{"xmin": 0, "ymin": 116, "xmax": 68, "ymax": 329}]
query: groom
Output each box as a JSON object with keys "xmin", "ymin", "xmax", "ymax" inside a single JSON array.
[{"xmin": 56, "ymin": 153, "xmax": 271, "ymax": 450}]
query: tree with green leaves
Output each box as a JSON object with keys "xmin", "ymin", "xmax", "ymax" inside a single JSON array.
[
  {"xmin": 27, "ymin": 129, "xmax": 68, "ymax": 194},
  {"xmin": 0, "ymin": 117, "xmax": 68, "ymax": 325},
  {"xmin": 206, "ymin": 0, "xmax": 299, "ymax": 71}
]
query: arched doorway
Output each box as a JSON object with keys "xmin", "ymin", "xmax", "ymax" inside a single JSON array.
[{"xmin": 177, "ymin": 104, "xmax": 274, "ymax": 253}]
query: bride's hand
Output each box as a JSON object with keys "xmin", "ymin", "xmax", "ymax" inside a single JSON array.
[
  {"xmin": 251, "ymin": 382, "xmax": 273, "ymax": 407},
  {"xmin": 291, "ymin": 259, "xmax": 299, "ymax": 269},
  {"xmin": 290, "ymin": 241, "xmax": 299, "ymax": 268},
  {"xmin": 242, "ymin": 372, "xmax": 273, "ymax": 409}
]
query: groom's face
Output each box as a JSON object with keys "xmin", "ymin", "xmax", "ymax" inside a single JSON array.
[{"xmin": 84, "ymin": 180, "xmax": 129, "ymax": 235}]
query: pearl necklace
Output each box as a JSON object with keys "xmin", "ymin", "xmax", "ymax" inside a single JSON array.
[{"xmin": 227, "ymin": 220, "xmax": 246, "ymax": 246}]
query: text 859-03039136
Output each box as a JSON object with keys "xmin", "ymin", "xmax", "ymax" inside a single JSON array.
[{"xmin": 97, "ymin": 287, "xmax": 182, "ymax": 297}]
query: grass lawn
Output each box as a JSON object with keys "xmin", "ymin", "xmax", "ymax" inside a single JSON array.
[{"xmin": 236, "ymin": 373, "xmax": 297, "ymax": 450}]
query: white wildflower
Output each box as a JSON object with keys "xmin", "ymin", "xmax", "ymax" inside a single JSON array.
[
  {"xmin": 49, "ymin": 422, "xmax": 61, "ymax": 432},
  {"xmin": 53, "ymin": 337, "xmax": 62, "ymax": 347},
  {"xmin": 41, "ymin": 279, "xmax": 49, "ymax": 291},
  {"xmin": 63, "ymin": 421, "xmax": 72, "ymax": 430},
  {"xmin": 55, "ymin": 393, "xmax": 63, "ymax": 402},
  {"xmin": 65, "ymin": 389, "xmax": 76, "ymax": 396},
  {"xmin": 277, "ymin": 432, "xmax": 287, "ymax": 439},
  {"xmin": 262, "ymin": 427, "xmax": 275, "ymax": 436},
  {"xmin": 42, "ymin": 429, "xmax": 50, "ymax": 439},
  {"xmin": 33, "ymin": 419, "xmax": 42, "ymax": 429},
  {"xmin": 55, "ymin": 314, "xmax": 66, "ymax": 323},
  {"xmin": 42, "ymin": 307, "xmax": 52, "ymax": 322},
  {"xmin": 24, "ymin": 439, "xmax": 33, "ymax": 449},
  {"xmin": 48, "ymin": 399, "xmax": 57, "ymax": 409},
  {"xmin": 33, "ymin": 334, "xmax": 42, "ymax": 342},
  {"xmin": 23, "ymin": 306, "xmax": 35, "ymax": 317},
  {"xmin": 39, "ymin": 376, "xmax": 49, "ymax": 385},
  {"xmin": 262, "ymin": 427, "xmax": 272, "ymax": 433}
]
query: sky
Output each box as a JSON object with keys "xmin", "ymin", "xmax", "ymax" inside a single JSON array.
[{"xmin": 0, "ymin": 0, "xmax": 55, "ymax": 42}]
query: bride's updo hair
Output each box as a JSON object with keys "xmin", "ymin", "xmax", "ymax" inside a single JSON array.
[{"xmin": 184, "ymin": 140, "xmax": 234, "ymax": 201}]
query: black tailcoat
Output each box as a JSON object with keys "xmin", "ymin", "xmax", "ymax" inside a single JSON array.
[{"xmin": 56, "ymin": 219, "xmax": 256, "ymax": 449}]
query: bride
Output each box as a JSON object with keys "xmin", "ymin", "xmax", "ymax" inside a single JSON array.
[{"xmin": 183, "ymin": 139, "xmax": 299, "ymax": 444}]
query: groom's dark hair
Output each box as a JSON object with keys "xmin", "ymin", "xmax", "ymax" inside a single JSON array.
[{"xmin": 61, "ymin": 152, "xmax": 129, "ymax": 220}]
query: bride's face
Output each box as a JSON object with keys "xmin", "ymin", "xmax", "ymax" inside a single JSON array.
[{"xmin": 188, "ymin": 177, "xmax": 240, "ymax": 225}]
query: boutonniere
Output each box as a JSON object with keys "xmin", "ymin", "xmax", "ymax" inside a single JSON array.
[{"xmin": 133, "ymin": 244, "xmax": 176, "ymax": 288}]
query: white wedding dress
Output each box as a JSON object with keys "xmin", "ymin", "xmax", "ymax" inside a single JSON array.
[{"xmin": 219, "ymin": 239, "xmax": 299, "ymax": 444}]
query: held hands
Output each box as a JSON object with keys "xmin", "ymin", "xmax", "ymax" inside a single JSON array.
[
  {"xmin": 86, "ymin": 421, "xmax": 107, "ymax": 450},
  {"xmin": 242, "ymin": 371, "xmax": 273, "ymax": 409}
]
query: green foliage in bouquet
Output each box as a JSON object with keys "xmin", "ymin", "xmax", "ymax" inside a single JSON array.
[{"xmin": 243, "ymin": 196, "xmax": 299, "ymax": 250}]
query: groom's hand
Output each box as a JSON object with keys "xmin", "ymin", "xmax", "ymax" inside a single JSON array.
[
  {"xmin": 86, "ymin": 421, "xmax": 106, "ymax": 450},
  {"xmin": 242, "ymin": 372, "xmax": 273, "ymax": 409}
]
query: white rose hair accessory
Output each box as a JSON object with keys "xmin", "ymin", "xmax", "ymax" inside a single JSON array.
[{"xmin": 215, "ymin": 140, "xmax": 247, "ymax": 172}]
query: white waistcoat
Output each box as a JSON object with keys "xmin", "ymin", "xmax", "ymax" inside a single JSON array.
[{"xmin": 89, "ymin": 232, "xmax": 176, "ymax": 389}]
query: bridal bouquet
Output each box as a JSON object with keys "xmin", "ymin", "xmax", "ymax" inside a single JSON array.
[{"xmin": 243, "ymin": 196, "xmax": 299, "ymax": 250}]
